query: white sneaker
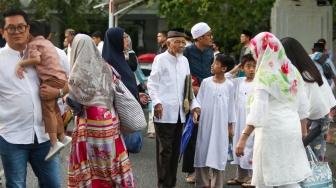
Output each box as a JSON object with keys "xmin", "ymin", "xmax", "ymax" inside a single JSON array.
[
  {"xmin": 45, "ymin": 141, "xmax": 65, "ymax": 162},
  {"xmin": 61, "ymin": 136, "xmax": 72, "ymax": 147}
]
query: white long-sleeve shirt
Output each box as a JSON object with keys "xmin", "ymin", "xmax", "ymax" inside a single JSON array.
[
  {"xmin": 97, "ymin": 41, "xmax": 104, "ymax": 55},
  {"xmin": 147, "ymin": 51, "xmax": 199, "ymax": 123},
  {"xmin": 0, "ymin": 44, "xmax": 49, "ymax": 144},
  {"xmin": 302, "ymin": 72, "xmax": 336, "ymax": 120},
  {"xmin": 55, "ymin": 47, "xmax": 70, "ymax": 115}
]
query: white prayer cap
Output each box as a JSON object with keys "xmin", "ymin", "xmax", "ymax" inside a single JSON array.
[{"xmin": 191, "ymin": 22, "xmax": 211, "ymax": 39}]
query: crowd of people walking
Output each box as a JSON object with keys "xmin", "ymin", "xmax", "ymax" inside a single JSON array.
[{"xmin": 0, "ymin": 7, "xmax": 335, "ymax": 188}]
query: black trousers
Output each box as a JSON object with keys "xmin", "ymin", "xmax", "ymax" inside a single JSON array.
[
  {"xmin": 182, "ymin": 123, "xmax": 198, "ymax": 173},
  {"xmin": 154, "ymin": 117, "xmax": 183, "ymax": 188}
]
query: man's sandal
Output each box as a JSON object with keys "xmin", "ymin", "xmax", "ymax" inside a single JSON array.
[{"xmin": 226, "ymin": 178, "xmax": 245, "ymax": 185}]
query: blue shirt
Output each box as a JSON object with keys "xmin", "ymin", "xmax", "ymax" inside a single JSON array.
[{"xmin": 183, "ymin": 44, "xmax": 214, "ymax": 84}]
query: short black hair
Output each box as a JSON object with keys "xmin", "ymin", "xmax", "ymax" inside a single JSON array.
[
  {"xmin": 213, "ymin": 40, "xmax": 222, "ymax": 50},
  {"xmin": 215, "ymin": 54, "xmax": 235, "ymax": 72},
  {"xmin": 29, "ymin": 20, "xmax": 45, "ymax": 37},
  {"xmin": 37, "ymin": 19, "xmax": 50, "ymax": 39},
  {"xmin": 158, "ymin": 30, "xmax": 168, "ymax": 37},
  {"xmin": 92, "ymin": 31, "xmax": 103, "ymax": 40},
  {"xmin": 241, "ymin": 53, "xmax": 255, "ymax": 67},
  {"xmin": 317, "ymin": 38, "xmax": 326, "ymax": 44},
  {"xmin": 184, "ymin": 30, "xmax": 192, "ymax": 41},
  {"xmin": 1, "ymin": 8, "xmax": 28, "ymax": 28}
]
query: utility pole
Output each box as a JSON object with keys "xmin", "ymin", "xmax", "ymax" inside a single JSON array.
[{"xmin": 109, "ymin": 0, "xmax": 114, "ymax": 28}]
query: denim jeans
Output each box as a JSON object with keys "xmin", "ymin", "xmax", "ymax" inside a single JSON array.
[{"xmin": 0, "ymin": 135, "xmax": 61, "ymax": 188}]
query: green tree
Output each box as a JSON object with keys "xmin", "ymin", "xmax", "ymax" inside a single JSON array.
[
  {"xmin": 0, "ymin": 0, "xmax": 106, "ymax": 33},
  {"xmin": 150, "ymin": 0, "xmax": 275, "ymax": 56},
  {"xmin": 0, "ymin": 0, "xmax": 20, "ymax": 10}
]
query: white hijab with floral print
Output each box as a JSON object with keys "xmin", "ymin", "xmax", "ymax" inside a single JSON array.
[{"xmin": 249, "ymin": 32, "xmax": 304, "ymax": 104}]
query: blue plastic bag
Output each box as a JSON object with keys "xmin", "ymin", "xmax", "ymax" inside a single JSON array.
[{"xmin": 124, "ymin": 132, "xmax": 142, "ymax": 153}]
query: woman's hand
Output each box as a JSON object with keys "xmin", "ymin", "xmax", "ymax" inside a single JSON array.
[
  {"xmin": 139, "ymin": 92, "xmax": 149, "ymax": 105},
  {"xmin": 40, "ymin": 84, "xmax": 59, "ymax": 100},
  {"xmin": 235, "ymin": 138, "xmax": 247, "ymax": 158}
]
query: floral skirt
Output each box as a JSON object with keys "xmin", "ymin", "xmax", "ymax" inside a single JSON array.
[
  {"xmin": 67, "ymin": 106, "xmax": 135, "ymax": 188},
  {"xmin": 307, "ymin": 114, "xmax": 331, "ymax": 161}
]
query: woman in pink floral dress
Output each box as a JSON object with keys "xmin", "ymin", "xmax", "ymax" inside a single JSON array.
[{"xmin": 67, "ymin": 34, "xmax": 135, "ymax": 188}]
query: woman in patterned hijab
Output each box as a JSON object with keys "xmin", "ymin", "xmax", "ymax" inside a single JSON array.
[
  {"xmin": 67, "ymin": 34, "xmax": 135, "ymax": 188},
  {"xmin": 235, "ymin": 32, "xmax": 312, "ymax": 188}
]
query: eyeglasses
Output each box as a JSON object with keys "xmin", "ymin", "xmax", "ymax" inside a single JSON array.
[{"xmin": 4, "ymin": 25, "xmax": 27, "ymax": 34}]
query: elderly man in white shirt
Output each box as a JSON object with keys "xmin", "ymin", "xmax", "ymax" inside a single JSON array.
[
  {"xmin": 0, "ymin": 8, "xmax": 68, "ymax": 188},
  {"xmin": 65, "ymin": 28, "xmax": 75, "ymax": 62},
  {"xmin": 147, "ymin": 28, "xmax": 200, "ymax": 188}
]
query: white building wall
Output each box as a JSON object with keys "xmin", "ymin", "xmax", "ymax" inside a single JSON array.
[{"xmin": 271, "ymin": 0, "xmax": 333, "ymax": 53}]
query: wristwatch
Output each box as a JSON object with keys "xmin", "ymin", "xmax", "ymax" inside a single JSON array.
[{"xmin": 59, "ymin": 89, "xmax": 63, "ymax": 98}]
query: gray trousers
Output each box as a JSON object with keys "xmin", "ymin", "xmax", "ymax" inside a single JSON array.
[
  {"xmin": 195, "ymin": 167, "xmax": 225, "ymax": 188},
  {"xmin": 236, "ymin": 165, "xmax": 252, "ymax": 180}
]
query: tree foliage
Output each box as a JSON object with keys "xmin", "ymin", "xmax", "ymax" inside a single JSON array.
[
  {"xmin": 150, "ymin": 0, "xmax": 275, "ymax": 56},
  {"xmin": 0, "ymin": 0, "xmax": 106, "ymax": 33},
  {"xmin": 334, "ymin": 2, "xmax": 336, "ymax": 39}
]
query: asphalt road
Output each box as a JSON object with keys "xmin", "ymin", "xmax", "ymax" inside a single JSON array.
[{"xmin": 0, "ymin": 122, "xmax": 335, "ymax": 188}]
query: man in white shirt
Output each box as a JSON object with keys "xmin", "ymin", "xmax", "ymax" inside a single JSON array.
[
  {"xmin": 0, "ymin": 8, "xmax": 67, "ymax": 187},
  {"xmin": 92, "ymin": 31, "xmax": 104, "ymax": 55},
  {"xmin": 147, "ymin": 28, "xmax": 200, "ymax": 188}
]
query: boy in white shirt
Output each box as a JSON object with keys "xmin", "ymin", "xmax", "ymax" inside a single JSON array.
[{"xmin": 194, "ymin": 54, "xmax": 236, "ymax": 188}]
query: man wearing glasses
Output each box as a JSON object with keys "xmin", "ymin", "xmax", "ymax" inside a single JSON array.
[
  {"xmin": 182, "ymin": 22, "xmax": 214, "ymax": 183},
  {"xmin": 0, "ymin": 8, "xmax": 63, "ymax": 187}
]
